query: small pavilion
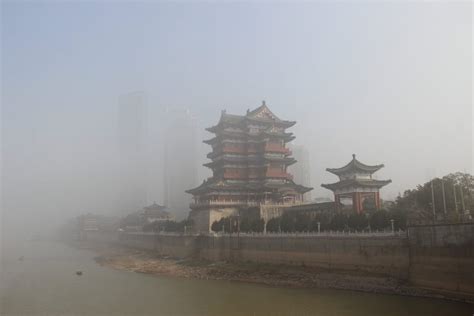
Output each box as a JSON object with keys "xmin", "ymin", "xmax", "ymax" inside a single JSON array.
[{"xmin": 321, "ymin": 154, "xmax": 391, "ymax": 213}]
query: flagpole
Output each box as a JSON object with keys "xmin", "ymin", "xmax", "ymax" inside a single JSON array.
[
  {"xmin": 441, "ymin": 179, "xmax": 447, "ymax": 215},
  {"xmin": 431, "ymin": 179, "xmax": 436, "ymax": 220}
]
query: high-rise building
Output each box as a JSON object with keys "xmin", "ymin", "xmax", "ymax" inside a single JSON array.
[
  {"xmin": 117, "ymin": 91, "xmax": 147, "ymax": 214},
  {"xmin": 187, "ymin": 102, "xmax": 312, "ymax": 232},
  {"xmin": 163, "ymin": 108, "xmax": 199, "ymax": 220},
  {"xmin": 288, "ymin": 144, "xmax": 312, "ymax": 201}
]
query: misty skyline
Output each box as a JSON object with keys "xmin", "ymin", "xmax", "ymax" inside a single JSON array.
[{"xmin": 2, "ymin": 2, "xmax": 472, "ymax": 234}]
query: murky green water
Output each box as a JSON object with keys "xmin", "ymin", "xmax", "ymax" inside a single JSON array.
[{"xmin": 1, "ymin": 240, "xmax": 472, "ymax": 316}]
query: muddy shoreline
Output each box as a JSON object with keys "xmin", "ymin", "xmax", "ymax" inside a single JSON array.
[{"xmin": 82, "ymin": 243, "xmax": 460, "ymax": 302}]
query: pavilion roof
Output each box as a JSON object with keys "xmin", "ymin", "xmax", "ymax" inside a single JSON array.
[
  {"xmin": 206, "ymin": 102, "xmax": 296, "ymax": 133},
  {"xmin": 186, "ymin": 178, "xmax": 312, "ymax": 195},
  {"xmin": 326, "ymin": 154, "xmax": 384, "ymax": 176},
  {"xmin": 203, "ymin": 155, "xmax": 296, "ymax": 168},
  {"xmin": 321, "ymin": 179, "xmax": 392, "ymax": 192}
]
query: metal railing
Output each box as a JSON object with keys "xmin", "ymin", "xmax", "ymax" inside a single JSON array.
[
  {"xmin": 190, "ymin": 200, "xmax": 260, "ymax": 207},
  {"xmin": 209, "ymin": 230, "xmax": 406, "ymax": 238},
  {"xmin": 122, "ymin": 230, "xmax": 406, "ymax": 238}
]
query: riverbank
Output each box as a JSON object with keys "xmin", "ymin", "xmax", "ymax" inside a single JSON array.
[
  {"xmin": 88, "ymin": 243, "xmax": 442, "ymax": 300},
  {"xmin": 6, "ymin": 240, "xmax": 471, "ymax": 316}
]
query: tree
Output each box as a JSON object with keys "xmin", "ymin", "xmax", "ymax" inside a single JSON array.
[
  {"xmin": 329, "ymin": 213, "xmax": 348, "ymax": 231},
  {"xmin": 266, "ymin": 217, "xmax": 281, "ymax": 233},
  {"xmin": 280, "ymin": 213, "xmax": 295, "ymax": 232},
  {"xmin": 392, "ymin": 172, "xmax": 473, "ymax": 223},
  {"xmin": 239, "ymin": 217, "xmax": 265, "ymax": 233},
  {"xmin": 211, "ymin": 219, "xmax": 222, "ymax": 232},
  {"xmin": 362, "ymin": 197, "xmax": 376, "ymax": 212},
  {"xmin": 309, "ymin": 213, "xmax": 331, "ymax": 232},
  {"xmin": 348, "ymin": 213, "xmax": 368, "ymax": 231},
  {"xmin": 120, "ymin": 212, "xmax": 143, "ymax": 228},
  {"xmin": 387, "ymin": 208, "xmax": 407, "ymax": 230},
  {"xmin": 369, "ymin": 209, "xmax": 390, "ymax": 230},
  {"xmin": 250, "ymin": 218, "xmax": 265, "ymax": 232},
  {"xmin": 143, "ymin": 219, "xmax": 194, "ymax": 233}
]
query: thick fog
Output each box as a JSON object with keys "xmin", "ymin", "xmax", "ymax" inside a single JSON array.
[{"xmin": 2, "ymin": 2, "xmax": 472, "ymax": 237}]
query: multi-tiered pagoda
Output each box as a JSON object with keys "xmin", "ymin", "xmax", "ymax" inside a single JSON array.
[
  {"xmin": 187, "ymin": 102, "xmax": 312, "ymax": 232},
  {"xmin": 321, "ymin": 154, "xmax": 391, "ymax": 213}
]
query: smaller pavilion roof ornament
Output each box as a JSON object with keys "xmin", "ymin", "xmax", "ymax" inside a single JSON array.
[
  {"xmin": 326, "ymin": 153, "xmax": 384, "ymax": 176},
  {"xmin": 321, "ymin": 154, "xmax": 391, "ymax": 213},
  {"xmin": 321, "ymin": 154, "xmax": 391, "ymax": 192}
]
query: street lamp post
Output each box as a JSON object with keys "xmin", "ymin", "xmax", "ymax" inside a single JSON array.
[
  {"xmin": 431, "ymin": 179, "xmax": 436, "ymax": 220},
  {"xmin": 441, "ymin": 179, "xmax": 447, "ymax": 216},
  {"xmin": 390, "ymin": 219, "xmax": 395, "ymax": 234},
  {"xmin": 453, "ymin": 184, "xmax": 458, "ymax": 215}
]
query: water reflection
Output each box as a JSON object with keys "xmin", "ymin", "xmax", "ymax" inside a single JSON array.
[{"xmin": 1, "ymin": 240, "xmax": 472, "ymax": 315}]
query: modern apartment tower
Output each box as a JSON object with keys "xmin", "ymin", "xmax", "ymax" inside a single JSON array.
[
  {"xmin": 163, "ymin": 108, "xmax": 199, "ymax": 220},
  {"xmin": 288, "ymin": 144, "xmax": 312, "ymax": 201},
  {"xmin": 117, "ymin": 91, "xmax": 147, "ymax": 214}
]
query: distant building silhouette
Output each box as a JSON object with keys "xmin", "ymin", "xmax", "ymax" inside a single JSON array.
[
  {"xmin": 288, "ymin": 144, "xmax": 312, "ymax": 201},
  {"xmin": 117, "ymin": 91, "xmax": 147, "ymax": 214},
  {"xmin": 163, "ymin": 108, "xmax": 198, "ymax": 220}
]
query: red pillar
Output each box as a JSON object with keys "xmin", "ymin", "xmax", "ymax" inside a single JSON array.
[
  {"xmin": 353, "ymin": 192, "xmax": 363, "ymax": 214},
  {"xmin": 352, "ymin": 193, "xmax": 358, "ymax": 213},
  {"xmin": 375, "ymin": 192, "xmax": 380, "ymax": 209},
  {"xmin": 335, "ymin": 194, "xmax": 340, "ymax": 211}
]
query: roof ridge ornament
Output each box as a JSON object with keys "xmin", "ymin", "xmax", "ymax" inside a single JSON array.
[{"xmin": 352, "ymin": 154, "xmax": 356, "ymax": 159}]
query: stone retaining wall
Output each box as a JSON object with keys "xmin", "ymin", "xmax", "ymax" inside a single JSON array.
[
  {"xmin": 407, "ymin": 221, "xmax": 474, "ymax": 296},
  {"xmin": 83, "ymin": 222, "xmax": 474, "ymax": 300},
  {"xmin": 117, "ymin": 233, "xmax": 409, "ymax": 279}
]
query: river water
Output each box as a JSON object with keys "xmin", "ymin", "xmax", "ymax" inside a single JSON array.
[{"xmin": 1, "ymin": 240, "xmax": 472, "ymax": 316}]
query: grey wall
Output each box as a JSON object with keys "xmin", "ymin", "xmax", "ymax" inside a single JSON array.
[
  {"xmin": 84, "ymin": 222, "xmax": 474, "ymax": 299},
  {"xmin": 407, "ymin": 222, "xmax": 474, "ymax": 295},
  {"xmin": 117, "ymin": 233, "xmax": 409, "ymax": 278}
]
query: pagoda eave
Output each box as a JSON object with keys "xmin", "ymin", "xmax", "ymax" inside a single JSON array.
[
  {"xmin": 326, "ymin": 155, "xmax": 385, "ymax": 176},
  {"xmin": 203, "ymin": 138, "xmax": 217, "ymax": 145},
  {"xmin": 245, "ymin": 116, "xmax": 296, "ymax": 128},
  {"xmin": 321, "ymin": 179, "xmax": 392, "ymax": 192}
]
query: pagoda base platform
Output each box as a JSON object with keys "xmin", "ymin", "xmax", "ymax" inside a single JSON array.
[{"xmin": 188, "ymin": 208, "xmax": 240, "ymax": 233}]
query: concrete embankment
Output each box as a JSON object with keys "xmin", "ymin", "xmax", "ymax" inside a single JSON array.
[
  {"xmin": 407, "ymin": 222, "xmax": 474, "ymax": 298},
  {"xmin": 83, "ymin": 221, "xmax": 474, "ymax": 302}
]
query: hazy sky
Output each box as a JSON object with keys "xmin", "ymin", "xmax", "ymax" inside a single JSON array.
[{"xmin": 2, "ymin": 2, "xmax": 472, "ymax": 232}]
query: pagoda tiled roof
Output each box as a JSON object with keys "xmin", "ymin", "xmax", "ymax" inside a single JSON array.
[
  {"xmin": 264, "ymin": 156, "xmax": 296, "ymax": 165},
  {"xmin": 263, "ymin": 180, "xmax": 312, "ymax": 194},
  {"xmin": 203, "ymin": 156, "xmax": 259, "ymax": 168},
  {"xmin": 204, "ymin": 130, "xmax": 293, "ymax": 145},
  {"xmin": 262, "ymin": 130, "xmax": 295, "ymax": 141},
  {"xmin": 203, "ymin": 155, "xmax": 296, "ymax": 168},
  {"xmin": 245, "ymin": 102, "xmax": 296, "ymax": 127},
  {"xmin": 186, "ymin": 178, "xmax": 312, "ymax": 195},
  {"xmin": 321, "ymin": 179, "xmax": 392, "ymax": 191},
  {"xmin": 206, "ymin": 113, "xmax": 245, "ymax": 133},
  {"xmin": 206, "ymin": 103, "xmax": 296, "ymax": 133},
  {"xmin": 326, "ymin": 154, "xmax": 384, "ymax": 176}
]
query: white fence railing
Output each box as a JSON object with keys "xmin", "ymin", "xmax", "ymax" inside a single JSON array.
[{"xmin": 122, "ymin": 230, "xmax": 406, "ymax": 238}]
